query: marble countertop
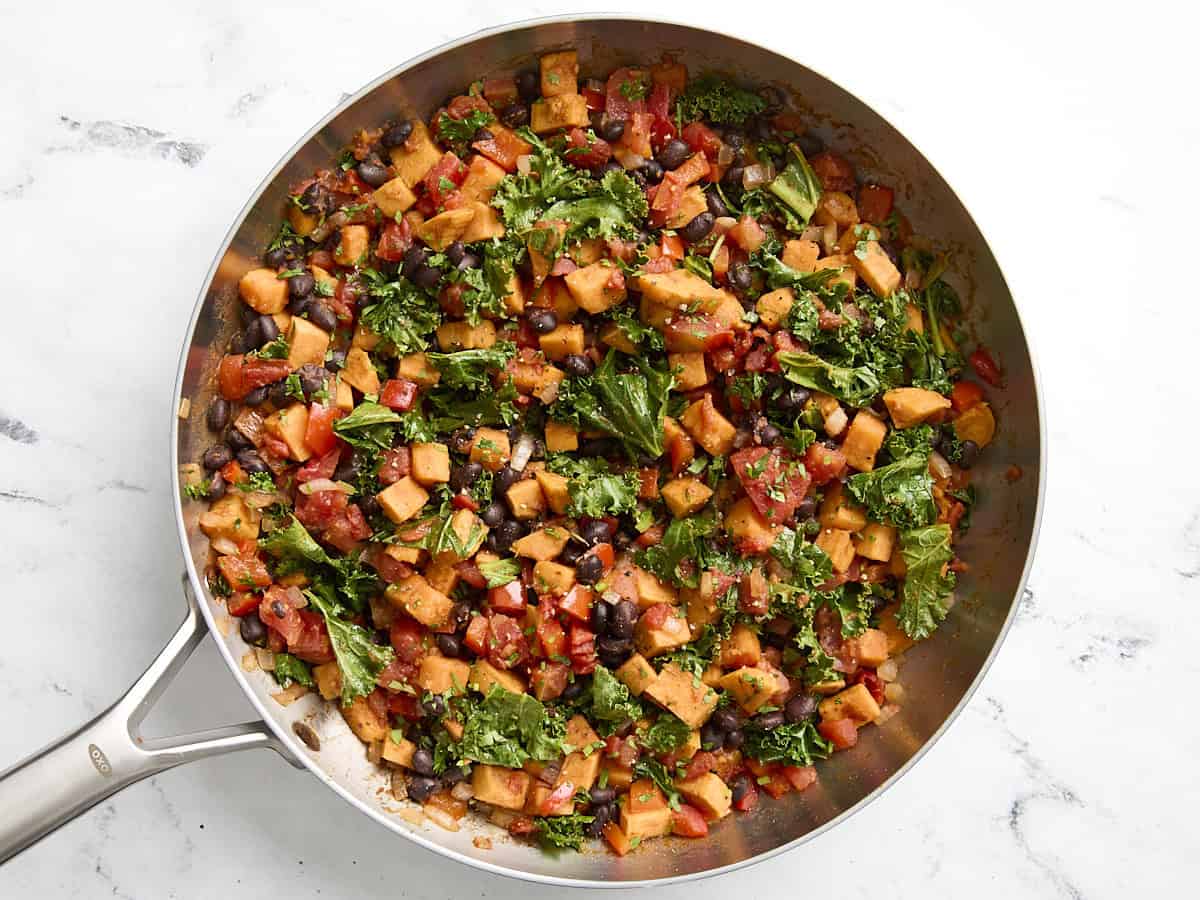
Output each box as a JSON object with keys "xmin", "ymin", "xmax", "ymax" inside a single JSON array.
[{"xmin": 2, "ymin": 0, "xmax": 1195, "ymax": 896}]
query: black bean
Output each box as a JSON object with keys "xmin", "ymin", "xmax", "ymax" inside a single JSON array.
[
  {"xmin": 516, "ymin": 70, "xmax": 539, "ymax": 102},
  {"xmin": 236, "ymin": 449, "xmax": 268, "ymax": 475},
  {"xmin": 225, "ymin": 427, "xmax": 252, "ymax": 452},
  {"xmin": 795, "ymin": 496, "xmax": 817, "ymax": 521},
  {"xmin": 407, "ymin": 775, "xmax": 439, "ymax": 803},
  {"xmin": 267, "ymin": 379, "xmax": 291, "ymax": 407},
  {"xmin": 723, "ymin": 130, "xmax": 745, "ymax": 151},
  {"xmin": 239, "ymin": 614, "xmax": 267, "ymax": 646},
  {"xmin": 420, "ymin": 694, "xmax": 446, "ymax": 718},
  {"xmin": 722, "ymin": 165, "xmax": 745, "ymax": 190},
  {"xmin": 579, "ymin": 519, "xmax": 613, "ymax": 546},
  {"xmin": 728, "ymin": 262, "xmax": 753, "ymax": 292},
  {"xmin": 750, "ymin": 117, "xmax": 773, "ymax": 141},
  {"xmin": 481, "ymin": 502, "xmax": 506, "ymax": 528},
  {"xmin": 640, "ymin": 159, "xmax": 664, "ymax": 183},
  {"xmin": 300, "ymin": 182, "xmax": 333, "ymax": 216},
  {"xmin": 435, "ymin": 633, "xmax": 462, "ymax": 659},
  {"xmin": 762, "ymin": 630, "xmax": 788, "ymax": 649},
  {"xmin": 287, "ymin": 271, "xmax": 315, "ymax": 300},
  {"xmin": 206, "ymin": 398, "xmax": 230, "ymax": 432},
  {"xmin": 757, "ymin": 422, "xmax": 782, "ymax": 445},
  {"xmin": 590, "ymin": 599, "xmax": 610, "ymax": 635},
  {"xmin": 402, "ymin": 245, "xmax": 427, "ymax": 279},
  {"xmin": 457, "ymin": 252, "xmax": 480, "ymax": 271},
  {"xmin": 356, "ymin": 161, "xmax": 390, "ymax": 187},
  {"xmin": 241, "ymin": 317, "xmax": 263, "ymax": 351},
  {"xmin": 700, "ymin": 721, "xmax": 723, "ymax": 751},
  {"xmin": 294, "ymin": 366, "xmax": 326, "ymax": 399},
  {"xmin": 784, "ymin": 693, "xmax": 818, "ymax": 724},
  {"xmin": 586, "ymin": 806, "xmax": 611, "ymax": 838},
  {"xmin": 598, "ymin": 119, "xmax": 625, "ymax": 142},
  {"xmin": 680, "ymin": 212, "xmax": 715, "ymax": 244},
  {"xmin": 442, "ymin": 765, "xmax": 468, "ymax": 785},
  {"xmin": 613, "ymin": 529, "xmax": 635, "ymax": 551},
  {"xmin": 589, "ymin": 110, "xmax": 605, "ymax": 131},
  {"xmin": 657, "ymin": 138, "xmax": 691, "ymax": 171},
  {"xmin": 288, "ymin": 294, "xmax": 311, "ymax": 318},
  {"xmin": 449, "ymin": 428, "xmax": 476, "ymax": 455},
  {"xmin": 325, "ymin": 349, "xmax": 346, "ymax": 372},
  {"xmin": 228, "ymin": 330, "xmax": 249, "ymax": 355},
  {"xmin": 958, "ymin": 440, "xmax": 980, "ymax": 469},
  {"xmin": 526, "ymin": 307, "xmax": 557, "ymax": 334},
  {"xmin": 243, "ymin": 385, "xmax": 268, "ymax": 406},
  {"xmin": 776, "ymin": 384, "xmax": 811, "ymax": 411},
  {"xmin": 753, "ymin": 710, "xmax": 786, "ymax": 730},
  {"xmin": 575, "ymin": 553, "xmax": 604, "ymax": 585},
  {"xmin": 758, "ymin": 85, "xmax": 785, "ymax": 114},
  {"xmin": 333, "ymin": 450, "xmax": 360, "ymax": 484},
  {"xmin": 257, "ymin": 314, "xmax": 282, "ymax": 346},
  {"xmin": 207, "ymin": 471, "xmax": 227, "ymax": 500},
  {"xmin": 496, "ymin": 466, "xmax": 523, "ymax": 494},
  {"xmin": 589, "ymin": 786, "xmax": 616, "ymax": 807},
  {"xmin": 449, "ymin": 462, "xmax": 483, "ymax": 493},
  {"xmin": 596, "ymin": 636, "xmax": 633, "ymax": 668},
  {"xmin": 796, "ymin": 131, "xmax": 824, "ymax": 158},
  {"xmin": 445, "ymin": 241, "xmax": 466, "ymax": 266},
  {"xmin": 382, "ymin": 120, "xmax": 414, "ymax": 148},
  {"xmin": 730, "ymin": 774, "xmax": 754, "ymax": 806},
  {"xmin": 560, "ymin": 542, "xmax": 584, "ymax": 566},
  {"xmin": 712, "ymin": 708, "xmax": 739, "ymax": 733},
  {"xmin": 563, "ymin": 354, "xmax": 594, "ymax": 377},
  {"xmin": 263, "ymin": 246, "xmax": 291, "ymax": 269},
  {"xmin": 705, "ymin": 190, "xmax": 729, "ymax": 219},
  {"xmin": 610, "ymin": 600, "xmax": 637, "ymax": 640},
  {"xmin": 203, "ymin": 444, "xmax": 233, "ymax": 471},
  {"xmin": 561, "ymin": 678, "xmax": 585, "ymax": 702},
  {"xmin": 499, "ymin": 104, "xmax": 529, "ymax": 128},
  {"xmin": 472, "ymin": 127, "xmax": 494, "ymax": 144},
  {"xmin": 413, "ymin": 263, "xmax": 442, "ymax": 289},
  {"xmin": 724, "ymin": 728, "xmax": 745, "ymax": 750},
  {"xmin": 307, "ymin": 301, "xmax": 338, "ymax": 333},
  {"xmin": 490, "ymin": 519, "xmax": 526, "ymax": 553}
]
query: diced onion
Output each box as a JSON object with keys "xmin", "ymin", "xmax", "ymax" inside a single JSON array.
[
  {"xmin": 240, "ymin": 651, "xmax": 259, "ymax": 673},
  {"xmin": 270, "ymin": 684, "xmax": 308, "ymax": 706},
  {"xmin": 516, "ymin": 155, "xmax": 533, "ymax": 175},
  {"xmin": 423, "ymin": 804, "xmax": 461, "ymax": 832},
  {"xmin": 451, "ymin": 782, "xmax": 475, "ymax": 802},
  {"xmin": 884, "ymin": 682, "xmax": 906, "ymax": 704},
  {"xmin": 366, "ymin": 740, "xmax": 383, "ymax": 765},
  {"xmin": 742, "ymin": 163, "xmax": 775, "ymax": 190},
  {"xmin": 601, "ymin": 589, "xmax": 622, "ymax": 605},
  {"xmin": 717, "ymin": 143, "xmax": 736, "ymax": 166},
  {"xmin": 511, "ymin": 434, "xmax": 535, "ymax": 472},
  {"xmin": 486, "ymin": 807, "xmax": 514, "ymax": 828},
  {"xmin": 391, "ymin": 771, "xmax": 409, "ymax": 802},
  {"xmin": 211, "ymin": 537, "xmax": 240, "ymax": 557},
  {"xmin": 233, "ymin": 409, "xmax": 266, "ymax": 447},
  {"xmin": 713, "ymin": 216, "xmax": 737, "ymax": 236},
  {"xmin": 299, "ymin": 478, "xmax": 355, "ymax": 495},
  {"xmin": 309, "ymin": 210, "xmax": 347, "ymax": 244},
  {"xmin": 619, "ymin": 152, "xmax": 644, "ymax": 171},
  {"xmin": 877, "ymin": 659, "xmax": 899, "ymax": 682},
  {"xmin": 929, "ymin": 451, "xmax": 952, "ymax": 480},
  {"xmin": 876, "ymin": 704, "xmax": 900, "ymax": 726},
  {"xmin": 799, "ymin": 225, "xmax": 824, "ymax": 243},
  {"xmin": 243, "ymin": 490, "xmax": 280, "ymax": 509},
  {"xmin": 823, "ymin": 407, "xmax": 849, "ymax": 437},
  {"xmin": 255, "ymin": 648, "xmax": 276, "ymax": 671}
]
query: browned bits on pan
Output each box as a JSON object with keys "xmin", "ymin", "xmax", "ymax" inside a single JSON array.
[{"xmin": 292, "ymin": 721, "xmax": 321, "ymax": 752}]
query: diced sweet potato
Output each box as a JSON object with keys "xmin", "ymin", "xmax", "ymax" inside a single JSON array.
[
  {"xmin": 416, "ymin": 656, "xmax": 472, "ymax": 694},
  {"xmin": 341, "ymin": 347, "xmax": 380, "ymax": 395},
  {"xmin": 635, "ymin": 268, "xmax": 728, "ymax": 313},
  {"xmin": 410, "ymin": 443, "xmax": 450, "ymax": 486},
  {"xmin": 680, "ymin": 395, "xmax": 736, "ymax": 456},
  {"xmin": 675, "ymin": 772, "xmax": 732, "ymax": 820},
  {"xmin": 667, "ymin": 351, "xmax": 709, "ymax": 391},
  {"xmin": 841, "ymin": 411, "xmax": 887, "ymax": 472},
  {"xmin": 437, "ymin": 319, "xmax": 497, "ymax": 351},
  {"xmin": 505, "ymin": 478, "xmax": 546, "ymax": 521},
  {"xmin": 533, "ymin": 469, "xmax": 571, "ymax": 514},
  {"xmin": 469, "ymin": 427, "xmax": 511, "ymax": 471},
  {"xmin": 342, "ymin": 694, "xmax": 388, "ymax": 743},
  {"xmin": 954, "ymin": 402, "xmax": 996, "ymax": 448},
  {"xmin": 313, "ymin": 662, "xmax": 342, "ymax": 700},
  {"xmin": 723, "ymin": 497, "xmax": 780, "ymax": 551},
  {"xmin": 416, "ymin": 207, "xmax": 475, "ymax": 251},
  {"xmin": 287, "ymin": 316, "xmax": 330, "ymax": 370},
  {"xmin": 620, "ymin": 779, "xmax": 672, "ymax": 840},
  {"xmin": 660, "ymin": 476, "xmax": 714, "ymax": 518},
  {"xmin": 472, "ymin": 765, "xmax": 531, "ymax": 810},
  {"xmin": 532, "ymin": 560, "xmax": 576, "ymax": 596},
  {"xmin": 717, "ymin": 623, "xmax": 762, "ymax": 669},
  {"xmin": 851, "ymin": 240, "xmax": 901, "ymax": 297},
  {"xmin": 615, "ymin": 653, "xmax": 658, "ymax": 696},
  {"xmin": 818, "ymin": 682, "xmax": 880, "ymax": 725},
  {"xmin": 565, "ymin": 261, "xmax": 627, "ymax": 314},
  {"xmin": 665, "ymin": 185, "xmax": 708, "ymax": 229},
  {"xmin": 385, "ymin": 574, "xmax": 453, "ymax": 628},
  {"xmin": 334, "ymin": 224, "xmax": 370, "ymax": 267},
  {"xmin": 377, "ymin": 476, "xmax": 429, "ymax": 524},
  {"xmin": 512, "ymin": 526, "xmax": 570, "ymax": 561},
  {"xmin": 531, "ymin": 94, "xmax": 589, "ymax": 133},
  {"xmin": 540, "ymin": 50, "xmax": 579, "ymax": 97},
  {"xmin": 635, "ymin": 606, "xmax": 691, "ymax": 657},
  {"xmin": 459, "ymin": 155, "xmax": 507, "ymax": 202},
  {"xmin": 853, "ymin": 523, "xmax": 896, "ymax": 563},
  {"xmin": 381, "ymin": 733, "xmax": 416, "ymax": 768},
  {"xmin": 849, "ymin": 628, "xmax": 889, "ymax": 667},
  {"xmin": 819, "ymin": 482, "xmax": 868, "ymax": 531},
  {"xmin": 372, "ymin": 177, "xmax": 416, "ymax": 218},
  {"xmin": 198, "ymin": 494, "xmax": 260, "ymax": 543},
  {"xmin": 239, "ymin": 268, "xmax": 288, "ymax": 315},
  {"xmin": 782, "ymin": 239, "xmax": 820, "ymax": 272},
  {"xmin": 267, "ymin": 402, "xmax": 311, "ymax": 462},
  {"xmin": 815, "ymin": 527, "xmax": 855, "ymax": 573},
  {"xmin": 538, "ymin": 323, "xmax": 585, "ymax": 360},
  {"xmin": 460, "ymin": 201, "xmax": 506, "ymax": 243},
  {"xmin": 718, "ymin": 666, "xmax": 787, "ymax": 714},
  {"xmin": 643, "ymin": 663, "xmax": 718, "ymax": 727},
  {"xmin": 755, "ymin": 287, "xmax": 795, "ymax": 331},
  {"xmin": 387, "ymin": 121, "xmax": 443, "ymax": 186},
  {"xmin": 884, "ymin": 387, "xmax": 951, "ymax": 429},
  {"xmin": 470, "ymin": 659, "xmax": 526, "ymax": 696},
  {"xmin": 633, "ymin": 567, "xmax": 678, "ymax": 609}
]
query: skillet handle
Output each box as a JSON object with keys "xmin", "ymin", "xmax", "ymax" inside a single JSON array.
[{"xmin": 0, "ymin": 575, "xmax": 300, "ymax": 865}]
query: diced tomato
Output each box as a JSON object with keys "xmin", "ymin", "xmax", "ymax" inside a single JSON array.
[
  {"xmin": 683, "ymin": 750, "xmax": 715, "ymax": 781},
  {"xmin": 217, "ymin": 554, "xmax": 271, "ymax": 592},
  {"xmin": 673, "ymin": 152, "xmax": 711, "ymax": 187},
  {"xmin": 667, "ymin": 428, "xmax": 695, "ymax": 475},
  {"xmin": 463, "ymin": 614, "xmax": 490, "ymax": 656},
  {"xmin": 449, "ymin": 492, "xmax": 478, "ymax": 512},
  {"xmin": 488, "ymin": 581, "xmax": 527, "ymax": 615},
  {"xmin": 567, "ymin": 625, "xmax": 597, "ymax": 675},
  {"xmin": 663, "ymin": 314, "xmax": 734, "ymax": 352},
  {"xmin": 640, "ymin": 603, "xmax": 673, "ymax": 632},
  {"xmin": 421, "ymin": 152, "xmax": 468, "ymax": 206},
  {"xmin": 733, "ymin": 779, "xmax": 759, "ymax": 812},
  {"xmin": 950, "ymin": 380, "xmax": 985, "ymax": 413},
  {"xmin": 486, "ymin": 614, "xmax": 530, "ymax": 670},
  {"xmin": 582, "ymin": 86, "xmax": 607, "ymax": 112},
  {"xmin": 388, "ymin": 691, "xmax": 421, "ymax": 720},
  {"xmin": 539, "ymin": 779, "xmax": 576, "ymax": 815},
  {"xmin": 590, "ymin": 542, "xmax": 615, "ymax": 571},
  {"xmin": 530, "ymin": 660, "xmax": 570, "ymax": 702},
  {"xmin": 620, "ymin": 111, "xmax": 653, "ymax": 157},
  {"xmin": 635, "ymin": 523, "xmax": 664, "ymax": 548},
  {"xmin": 472, "ymin": 126, "xmax": 533, "ymax": 173},
  {"xmin": 444, "ymin": 93, "xmax": 491, "ymax": 121},
  {"xmin": 372, "ymin": 549, "xmax": 412, "ymax": 585},
  {"xmin": 389, "ymin": 617, "xmax": 426, "ymax": 665},
  {"xmin": 334, "ymin": 168, "xmax": 372, "ymax": 198},
  {"xmin": 730, "ymin": 446, "xmax": 811, "ymax": 524},
  {"xmin": 605, "ymin": 67, "xmax": 649, "ymax": 120},
  {"xmin": 605, "ymin": 735, "xmax": 640, "ymax": 767},
  {"xmin": 536, "ymin": 617, "xmax": 567, "ymax": 659},
  {"xmin": 217, "ymin": 354, "xmax": 291, "ymax": 401},
  {"xmin": 727, "ymin": 215, "xmax": 767, "ymax": 252},
  {"xmin": 375, "ymin": 218, "xmax": 413, "ymax": 262},
  {"xmin": 637, "ymin": 467, "xmax": 659, "ymax": 500},
  {"xmin": 289, "ymin": 609, "xmax": 335, "ymax": 664},
  {"xmin": 482, "ymin": 77, "xmax": 519, "ymax": 108},
  {"xmin": 259, "ymin": 585, "xmax": 306, "ymax": 647},
  {"xmin": 650, "ymin": 175, "xmax": 686, "ymax": 228},
  {"xmin": 507, "ymin": 815, "xmax": 537, "ymax": 838},
  {"xmin": 742, "ymin": 342, "xmax": 773, "ymax": 375},
  {"xmin": 760, "ymin": 772, "xmax": 793, "ymax": 799},
  {"xmin": 563, "ymin": 127, "xmax": 612, "ymax": 170},
  {"xmin": 294, "ymin": 488, "xmax": 348, "ymax": 532},
  {"xmin": 304, "ymin": 404, "xmax": 344, "ymax": 457},
  {"xmin": 377, "ymin": 447, "xmax": 411, "ymax": 486},
  {"xmin": 855, "ymin": 669, "xmax": 886, "ymax": 705},
  {"xmin": 818, "ymin": 717, "xmax": 858, "ymax": 750},
  {"xmin": 379, "ymin": 378, "xmax": 419, "ymax": 412},
  {"xmin": 969, "ymin": 347, "xmax": 1003, "ymax": 387},
  {"xmin": 649, "ymin": 117, "xmax": 677, "ymax": 154},
  {"xmin": 656, "ymin": 231, "xmax": 685, "ymax": 260},
  {"xmin": 557, "ymin": 585, "xmax": 594, "ymax": 623},
  {"xmin": 681, "ymin": 122, "xmax": 722, "ymax": 159},
  {"xmin": 857, "ymin": 184, "xmax": 894, "ymax": 225},
  {"xmin": 322, "ymin": 503, "xmax": 369, "ymax": 555},
  {"xmin": 226, "ymin": 591, "xmax": 260, "ymax": 617},
  {"xmin": 646, "ymin": 81, "xmax": 672, "ymax": 124},
  {"xmin": 782, "ymin": 765, "xmax": 818, "ymax": 792},
  {"xmin": 266, "ymin": 629, "xmax": 285, "ymax": 653},
  {"xmin": 809, "ymin": 152, "xmax": 856, "ymax": 192},
  {"xmin": 803, "ymin": 442, "xmax": 847, "ymax": 486},
  {"xmin": 671, "ymin": 804, "xmax": 709, "ymax": 837}
]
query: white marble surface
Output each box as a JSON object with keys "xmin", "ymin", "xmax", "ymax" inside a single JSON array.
[{"xmin": 2, "ymin": 0, "xmax": 1197, "ymax": 896}]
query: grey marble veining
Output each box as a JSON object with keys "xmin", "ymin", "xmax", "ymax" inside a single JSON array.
[{"xmin": 1, "ymin": 0, "xmax": 1197, "ymax": 896}]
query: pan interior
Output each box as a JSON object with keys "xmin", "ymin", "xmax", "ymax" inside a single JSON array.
[{"xmin": 173, "ymin": 16, "xmax": 1041, "ymax": 886}]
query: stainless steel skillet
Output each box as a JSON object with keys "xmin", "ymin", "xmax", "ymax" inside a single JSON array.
[{"xmin": 0, "ymin": 14, "xmax": 1045, "ymax": 887}]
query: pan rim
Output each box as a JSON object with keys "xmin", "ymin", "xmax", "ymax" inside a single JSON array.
[{"xmin": 169, "ymin": 12, "xmax": 1047, "ymax": 888}]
